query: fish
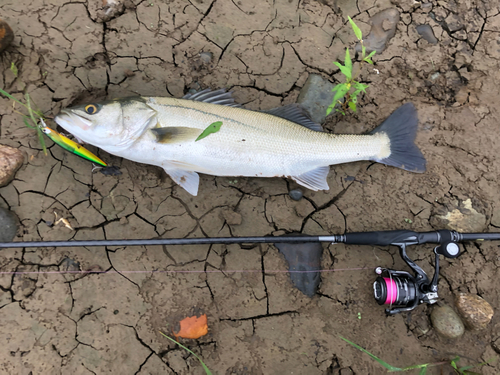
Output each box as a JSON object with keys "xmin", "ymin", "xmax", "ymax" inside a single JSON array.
[{"xmin": 54, "ymin": 89, "xmax": 426, "ymax": 196}]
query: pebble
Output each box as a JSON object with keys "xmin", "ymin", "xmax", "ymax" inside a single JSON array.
[
  {"xmin": 199, "ymin": 52, "xmax": 213, "ymax": 64},
  {"xmin": 0, "ymin": 19, "xmax": 14, "ymax": 54},
  {"xmin": 222, "ymin": 209, "xmax": 242, "ymax": 226},
  {"xmin": 0, "ymin": 145, "xmax": 24, "ymax": 187},
  {"xmin": 297, "ymin": 74, "xmax": 336, "ymax": 124},
  {"xmin": 455, "ymin": 293, "xmax": 494, "ymax": 330},
  {"xmin": 0, "ymin": 207, "xmax": 18, "ymax": 242},
  {"xmin": 416, "ymin": 24, "xmax": 438, "ymax": 44},
  {"xmin": 430, "ymin": 304, "xmax": 465, "ymax": 339},
  {"xmin": 356, "ymin": 9, "xmax": 400, "ymax": 54},
  {"xmin": 289, "ymin": 189, "xmax": 303, "ymax": 201}
]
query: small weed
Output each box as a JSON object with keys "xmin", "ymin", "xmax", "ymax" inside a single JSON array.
[
  {"xmin": 159, "ymin": 331, "xmax": 212, "ymax": 375},
  {"xmin": 327, "ymin": 17, "xmax": 376, "ymax": 116},
  {"xmin": 10, "ymin": 62, "xmax": 18, "ymax": 77},
  {"xmin": 340, "ymin": 336, "xmax": 495, "ymax": 374},
  {"xmin": 0, "ymin": 87, "xmax": 48, "ymax": 154}
]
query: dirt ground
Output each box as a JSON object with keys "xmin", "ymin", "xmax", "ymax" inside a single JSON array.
[{"xmin": 1, "ymin": 0, "xmax": 500, "ymax": 374}]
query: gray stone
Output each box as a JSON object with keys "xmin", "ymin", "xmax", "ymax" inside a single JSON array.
[
  {"xmin": 0, "ymin": 207, "xmax": 18, "ymax": 242},
  {"xmin": 289, "ymin": 189, "xmax": 303, "ymax": 201},
  {"xmin": 455, "ymin": 293, "xmax": 494, "ymax": 330},
  {"xmin": 199, "ymin": 51, "xmax": 213, "ymax": 64},
  {"xmin": 416, "ymin": 24, "xmax": 438, "ymax": 44},
  {"xmin": 355, "ymin": 9, "xmax": 400, "ymax": 54},
  {"xmin": 297, "ymin": 74, "xmax": 336, "ymax": 124},
  {"xmin": 431, "ymin": 304, "xmax": 465, "ymax": 339}
]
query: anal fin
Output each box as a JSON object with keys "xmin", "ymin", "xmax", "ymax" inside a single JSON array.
[
  {"xmin": 165, "ymin": 168, "xmax": 200, "ymax": 196},
  {"xmin": 292, "ymin": 166, "xmax": 330, "ymax": 191}
]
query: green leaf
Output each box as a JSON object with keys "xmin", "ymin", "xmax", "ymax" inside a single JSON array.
[
  {"xmin": 344, "ymin": 48, "xmax": 352, "ymax": 72},
  {"xmin": 23, "ymin": 116, "xmax": 35, "ymax": 129},
  {"xmin": 0, "ymin": 87, "xmax": 26, "ymax": 108},
  {"xmin": 333, "ymin": 61, "xmax": 352, "ymax": 80},
  {"xmin": 361, "ymin": 44, "xmax": 366, "ymax": 59},
  {"xmin": 363, "ymin": 50, "xmax": 376, "ymax": 64},
  {"xmin": 418, "ymin": 367, "xmax": 427, "ymax": 375},
  {"xmin": 354, "ymin": 82, "xmax": 369, "ymax": 93},
  {"xmin": 195, "ymin": 121, "xmax": 223, "ymax": 142},
  {"xmin": 366, "ymin": 50, "xmax": 376, "ymax": 59},
  {"xmin": 159, "ymin": 331, "xmax": 212, "ymax": 375},
  {"xmin": 10, "ymin": 62, "xmax": 18, "ymax": 77},
  {"xmin": 348, "ymin": 16, "xmax": 362, "ymax": 40},
  {"xmin": 348, "ymin": 101, "xmax": 356, "ymax": 112},
  {"xmin": 332, "ymin": 84, "xmax": 349, "ymax": 105},
  {"xmin": 326, "ymin": 105, "xmax": 334, "ymax": 116},
  {"xmin": 331, "ymin": 83, "xmax": 343, "ymax": 92},
  {"xmin": 339, "ymin": 336, "xmax": 403, "ymax": 372}
]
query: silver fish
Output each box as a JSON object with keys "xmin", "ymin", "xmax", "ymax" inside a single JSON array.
[{"xmin": 54, "ymin": 89, "xmax": 426, "ymax": 196}]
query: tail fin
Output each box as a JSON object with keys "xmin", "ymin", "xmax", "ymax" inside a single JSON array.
[{"xmin": 370, "ymin": 103, "xmax": 426, "ymax": 173}]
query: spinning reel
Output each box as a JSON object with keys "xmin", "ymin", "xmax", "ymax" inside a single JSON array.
[{"xmin": 372, "ymin": 231, "xmax": 461, "ymax": 315}]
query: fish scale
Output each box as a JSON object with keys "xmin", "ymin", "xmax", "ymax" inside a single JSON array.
[{"xmin": 55, "ymin": 89, "xmax": 426, "ymax": 196}]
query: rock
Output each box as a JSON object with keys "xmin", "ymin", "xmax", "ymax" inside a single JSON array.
[
  {"xmin": 222, "ymin": 209, "xmax": 242, "ymax": 226},
  {"xmin": 297, "ymin": 74, "xmax": 336, "ymax": 124},
  {"xmin": 0, "ymin": 19, "xmax": 14, "ymax": 54},
  {"xmin": 455, "ymin": 293, "xmax": 494, "ymax": 330},
  {"xmin": 416, "ymin": 24, "xmax": 438, "ymax": 44},
  {"xmin": 199, "ymin": 52, "xmax": 213, "ymax": 64},
  {"xmin": 430, "ymin": 304, "xmax": 465, "ymax": 339},
  {"xmin": 356, "ymin": 9, "xmax": 400, "ymax": 54},
  {"xmin": 0, "ymin": 207, "xmax": 19, "ymax": 242},
  {"xmin": 289, "ymin": 189, "xmax": 303, "ymax": 201},
  {"xmin": 88, "ymin": 0, "xmax": 126, "ymax": 22},
  {"xmin": 491, "ymin": 206, "xmax": 500, "ymax": 227},
  {"xmin": 0, "ymin": 145, "xmax": 24, "ymax": 187},
  {"xmin": 430, "ymin": 198, "xmax": 486, "ymax": 232}
]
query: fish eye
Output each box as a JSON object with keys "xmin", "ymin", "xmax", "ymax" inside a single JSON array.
[{"xmin": 84, "ymin": 104, "xmax": 99, "ymax": 115}]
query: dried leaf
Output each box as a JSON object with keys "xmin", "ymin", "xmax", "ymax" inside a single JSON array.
[{"xmin": 173, "ymin": 314, "xmax": 208, "ymax": 339}]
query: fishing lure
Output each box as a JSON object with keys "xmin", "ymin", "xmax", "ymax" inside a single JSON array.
[{"xmin": 39, "ymin": 118, "xmax": 107, "ymax": 167}]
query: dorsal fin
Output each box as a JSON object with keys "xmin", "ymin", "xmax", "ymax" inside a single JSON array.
[
  {"xmin": 182, "ymin": 89, "xmax": 242, "ymax": 108},
  {"xmin": 266, "ymin": 104, "xmax": 323, "ymax": 132}
]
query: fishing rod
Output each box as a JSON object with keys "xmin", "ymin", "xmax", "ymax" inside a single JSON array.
[{"xmin": 1, "ymin": 229, "xmax": 498, "ymax": 315}]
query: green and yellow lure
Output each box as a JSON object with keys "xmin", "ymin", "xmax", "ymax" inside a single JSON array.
[{"xmin": 39, "ymin": 119, "xmax": 107, "ymax": 167}]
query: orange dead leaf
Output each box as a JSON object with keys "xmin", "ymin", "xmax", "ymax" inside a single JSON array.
[{"xmin": 173, "ymin": 314, "xmax": 208, "ymax": 340}]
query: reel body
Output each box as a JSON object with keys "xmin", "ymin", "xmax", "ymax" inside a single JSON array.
[{"xmin": 372, "ymin": 233, "xmax": 461, "ymax": 315}]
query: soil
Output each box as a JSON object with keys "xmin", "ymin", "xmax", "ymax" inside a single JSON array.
[{"xmin": 1, "ymin": 0, "xmax": 500, "ymax": 374}]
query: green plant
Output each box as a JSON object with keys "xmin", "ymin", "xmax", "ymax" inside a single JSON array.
[
  {"xmin": 159, "ymin": 331, "xmax": 212, "ymax": 375},
  {"xmin": 327, "ymin": 17, "xmax": 376, "ymax": 116},
  {"xmin": 0, "ymin": 87, "xmax": 48, "ymax": 154},
  {"xmin": 340, "ymin": 336, "xmax": 495, "ymax": 374}
]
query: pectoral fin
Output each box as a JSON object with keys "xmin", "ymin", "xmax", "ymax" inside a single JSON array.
[
  {"xmin": 292, "ymin": 166, "xmax": 330, "ymax": 191},
  {"xmin": 151, "ymin": 127, "xmax": 201, "ymax": 144},
  {"xmin": 165, "ymin": 168, "xmax": 200, "ymax": 196}
]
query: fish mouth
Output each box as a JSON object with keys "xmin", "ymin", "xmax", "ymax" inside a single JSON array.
[{"xmin": 54, "ymin": 110, "xmax": 93, "ymax": 131}]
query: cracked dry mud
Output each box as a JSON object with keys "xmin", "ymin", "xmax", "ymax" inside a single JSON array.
[{"xmin": 1, "ymin": 0, "xmax": 500, "ymax": 374}]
